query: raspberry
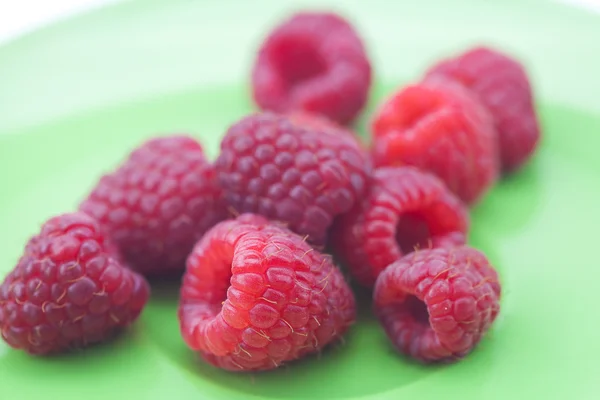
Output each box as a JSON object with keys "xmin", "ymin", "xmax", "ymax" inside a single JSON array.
[
  {"xmin": 80, "ymin": 135, "xmax": 226, "ymax": 276},
  {"xmin": 215, "ymin": 112, "xmax": 372, "ymax": 245},
  {"xmin": 288, "ymin": 111, "xmax": 368, "ymax": 152},
  {"xmin": 288, "ymin": 111, "xmax": 351, "ymax": 135},
  {"xmin": 0, "ymin": 212, "xmax": 150, "ymax": 355},
  {"xmin": 425, "ymin": 46, "xmax": 540, "ymax": 172},
  {"xmin": 371, "ymin": 78, "xmax": 499, "ymax": 204},
  {"xmin": 178, "ymin": 214, "xmax": 356, "ymax": 371},
  {"xmin": 332, "ymin": 167, "xmax": 468, "ymax": 288},
  {"xmin": 373, "ymin": 246, "xmax": 501, "ymax": 363},
  {"xmin": 251, "ymin": 12, "xmax": 372, "ymax": 125}
]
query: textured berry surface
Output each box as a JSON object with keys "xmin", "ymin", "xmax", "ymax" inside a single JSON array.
[
  {"xmin": 288, "ymin": 111, "xmax": 368, "ymax": 152},
  {"xmin": 374, "ymin": 246, "xmax": 501, "ymax": 363},
  {"xmin": 178, "ymin": 214, "xmax": 356, "ymax": 371},
  {"xmin": 215, "ymin": 112, "xmax": 372, "ymax": 245},
  {"xmin": 332, "ymin": 167, "xmax": 468, "ymax": 288},
  {"xmin": 0, "ymin": 212, "xmax": 150, "ymax": 355},
  {"xmin": 288, "ymin": 111, "xmax": 351, "ymax": 135},
  {"xmin": 80, "ymin": 135, "xmax": 226, "ymax": 276},
  {"xmin": 426, "ymin": 46, "xmax": 540, "ymax": 172},
  {"xmin": 371, "ymin": 79, "xmax": 499, "ymax": 204},
  {"xmin": 252, "ymin": 12, "xmax": 372, "ymax": 125}
]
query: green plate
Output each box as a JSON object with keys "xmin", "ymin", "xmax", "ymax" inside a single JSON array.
[{"xmin": 1, "ymin": 0, "xmax": 600, "ymax": 399}]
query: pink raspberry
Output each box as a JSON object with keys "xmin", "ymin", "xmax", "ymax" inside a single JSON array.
[
  {"xmin": 80, "ymin": 135, "xmax": 226, "ymax": 276},
  {"xmin": 179, "ymin": 214, "xmax": 356, "ymax": 371},
  {"xmin": 215, "ymin": 112, "xmax": 372, "ymax": 245},
  {"xmin": 371, "ymin": 78, "xmax": 499, "ymax": 204},
  {"xmin": 0, "ymin": 212, "xmax": 149, "ymax": 355},
  {"xmin": 426, "ymin": 46, "xmax": 540, "ymax": 172},
  {"xmin": 288, "ymin": 111, "xmax": 368, "ymax": 152},
  {"xmin": 374, "ymin": 246, "xmax": 501, "ymax": 363},
  {"xmin": 252, "ymin": 12, "xmax": 372, "ymax": 125},
  {"xmin": 332, "ymin": 167, "xmax": 468, "ymax": 287}
]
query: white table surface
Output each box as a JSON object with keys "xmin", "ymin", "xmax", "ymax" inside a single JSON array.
[
  {"xmin": 0, "ymin": 0, "xmax": 117, "ymax": 44},
  {"xmin": 0, "ymin": 0, "xmax": 598, "ymax": 45}
]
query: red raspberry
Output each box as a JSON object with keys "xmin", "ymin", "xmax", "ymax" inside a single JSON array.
[
  {"xmin": 251, "ymin": 12, "xmax": 372, "ymax": 125},
  {"xmin": 288, "ymin": 111, "xmax": 351, "ymax": 135},
  {"xmin": 288, "ymin": 111, "xmax": 369, "ymax": 152},
  {"xmin": 371, "ymin": 79, "xmax": 499, "ymax": 204},
  {"xmin": 215, "ymin": 112, "xmax": 372, "ymax": 246},
  {"xmin": 0, "ymin": 212, "xmax": 149, "ymax": 355},
  {"xmin": 332, "ymin": 167, "xmax": 468, "ymax": 288},
  {"xmin": 178, "ymin": 214, "xmax": 356, "ymax": 371},
  {"xmin": 374, "ymin": 246, "xmax": 501, "ymax": 363},
  {"xmin": 80, "ymin": 135, "xmax": 226, "ymax": 276},
  {"xmin": 425, "ymin": 47, "xmax": 540, "ymax": 172}
]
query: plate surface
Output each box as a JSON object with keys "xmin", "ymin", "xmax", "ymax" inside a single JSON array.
[{"xmin": 1, "ymin": 1, "xmax": 600, "ymax": 399}]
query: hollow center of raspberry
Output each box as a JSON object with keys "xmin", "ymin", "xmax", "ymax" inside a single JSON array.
[
  {"xmin": 396, "ymin": 212, "xmax": 432, "ymax": 254},
  {"xmin": 405, "ymin": 295, "xmax": 430, "ymax": 325},
  {"xmin": 273, "ymin": 39, "xmax": 326, "ymax": 88},
  {"xmin": 186, "ymin": 242, "xmax": 233, "ymax": 307}
]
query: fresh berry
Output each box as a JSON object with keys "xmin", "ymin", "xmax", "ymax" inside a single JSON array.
[
  {"xmin": 215, "ymin": 112, "xmax": 372, "ymax": 246},
  {"xmin": 0, "ymin": 212, "xmax": 149, "ymax": 355},
  {"xmin": 374, "ymin": 246, "xmax": 501, "ymax": 363},
  {"xmin": 425, "ymin": 46, "xmax": 540, "ymax": 172},
  {"xmin": 178, "ymin": 214, "xmax": 356, "ymax": 371},
  {"xmin": 288, "ymin": 111, "xmax": 368, "ymax": 152},
  {"xmin": 80, "ymin": 135, "xmax": 226, "ymax": 276},
  {"xmin": 288, "ymin": 111, "xmax": 351, "ymax": 135},
  {"xmin": 371, "ymin": 78, "xmax": 499, "ymax": 204},
  {"xmin": 332, "ymin": 167, "xmax": 468, "ymax": 288},
  {"xmin": 252, "ymin": 12, "xmax": 372, "ymax": 125}
]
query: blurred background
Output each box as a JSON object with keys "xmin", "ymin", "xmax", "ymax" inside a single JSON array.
[
  {"xmin": 0, "ymin": 0, "xmax": 598, "ymax": 45},
  {"xmin": 1, "ymin": 0, "xmax": 599, "ymax": 139},
  {"xmin": 1, "ymin": 0, "xmax": 599, "ymax": 45}
]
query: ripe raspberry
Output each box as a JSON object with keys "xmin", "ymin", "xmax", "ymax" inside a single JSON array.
[
  {"xmin": 374, "ymin": 246, "xmax": 501, "ymax": 363},
  {"xmin": 215, "ymin": 112, "xmax": 372, "ymax": 245},
  {"xmin": 288, "ymin": 111, "xmax": 368, "ymax": 152},
  {"xmin": 371, "ymin": 79, "xmax": 499, "ymax": 204},
  {"xmin": 178, "ymin": 214, "xmax": 356, "ymax": 371},
  {"xmin": 288, "ymin": 111, "xmax": 351, "ymax": 135},
  {"xmin": 332, "ymin": 167, "xmax": 468, "ymax": 288},
  {"xmin": 251, "ymin": 12, "xmax": 372, "ymax": 125},
  {"xmin": 425, "ymin": 46, "xmax": 540, "ymax": 172},
  {"xmin": 0, "ymin": 212, "xmax": 149, "ymax": 355},
  {"xmin": 80, "ymin": 135, "xmax": 226, "ymax": 276}
]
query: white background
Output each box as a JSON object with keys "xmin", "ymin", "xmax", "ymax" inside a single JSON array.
[
  {"xmin": 0, "ymin": 0, "xmax": 118, "ymax": 44},
  {"xmin": 0, "ymin": 0, "xmax": 599, "ymax": 45}
]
